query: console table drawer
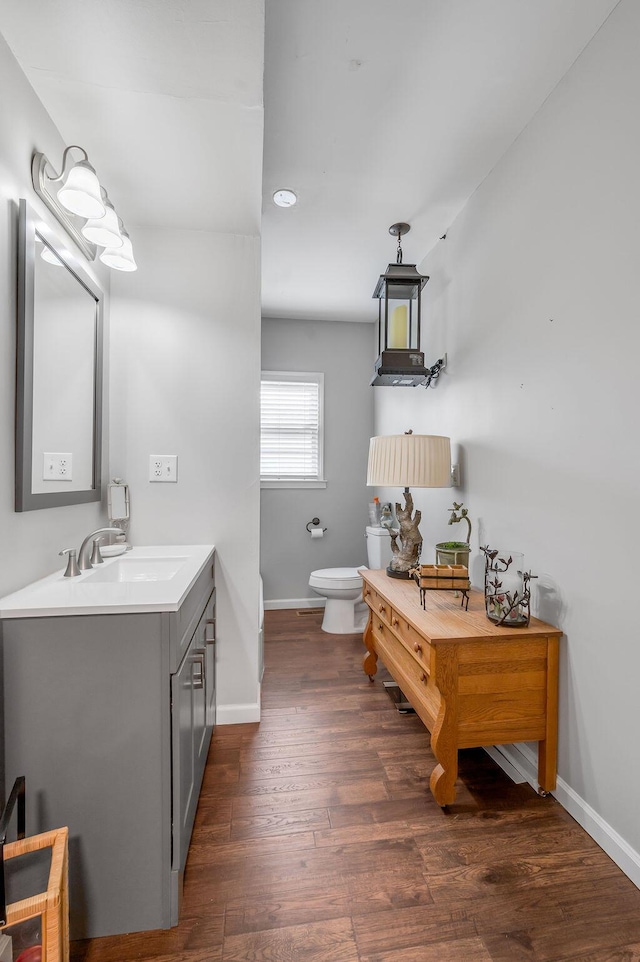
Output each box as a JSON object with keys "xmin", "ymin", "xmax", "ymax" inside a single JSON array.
[
  {"xmin": 363, "ymin": 586, "xmax": 394, "ymax": 625},
  {"xmin": 393, "ymin": 615, "xmax": 432, "ymax": 674},
  {"xmin": 371, "ymin": 619, "xmax": 439, "ymax": 730}
]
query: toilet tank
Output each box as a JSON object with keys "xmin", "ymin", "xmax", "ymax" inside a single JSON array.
[{"xmin": 365, "ymin": 525, "xmax": 395, "ymax": 569}]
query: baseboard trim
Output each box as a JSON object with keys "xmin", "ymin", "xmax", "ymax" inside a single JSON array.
[
  {"xmin": 485, "ymin": 743, "xmax": 640, "ymax": 890},
  {"xmin": 216, "ymin": 702, "xmax": 261, "ymax": 725},
  {"xmin": 484, "ymin": 745, "xmax": 527, "ymax": 784},
  {"xmin": 264, "ymin": 598, "xmax": 325, "ymax": 610}
]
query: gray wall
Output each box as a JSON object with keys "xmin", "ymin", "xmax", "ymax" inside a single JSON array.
[
  {"xmin": 373, "ymin": 0, "xmax": 640, "ymax": 888},
  {"xmin": 0, "ymin": 33, "xmax": 111, "ymax": 801},
  {"xmin": 109, "ymin": 226, "xmax": 263, "ymax": 725},
  {"xmin": 261, "ymin": 317, "xmax": 374, "ymax": 605},
  {"xmin": 0, "ymin": 31, "xmax": 111, "ymax": 600},
  {"xmin": 0, "ymin": 3, "xmax": 263, "ymax": 737}
]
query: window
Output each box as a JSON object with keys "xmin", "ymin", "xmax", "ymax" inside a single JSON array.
[{"xmin": 260, "ymin": 371, "xmax": 325, "ymax": 487}]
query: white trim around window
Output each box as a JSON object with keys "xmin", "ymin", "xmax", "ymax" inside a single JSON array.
[{"xmin": 260, "ymin": 371, "xmax": 326, "ymax": 488}]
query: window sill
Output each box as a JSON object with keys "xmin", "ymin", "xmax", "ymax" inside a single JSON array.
[{"xmin": 261, "ymin": 479, "xmax": 327, "ymax": 489}]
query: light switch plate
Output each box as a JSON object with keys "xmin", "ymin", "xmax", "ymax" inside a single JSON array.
[
  {"xmin": 149, "ymin": 455, "xmax": 178, "ymax": 482},
  {"xmin": 43, "ymin": 452, "xmax": 73, "ymax": 480}
]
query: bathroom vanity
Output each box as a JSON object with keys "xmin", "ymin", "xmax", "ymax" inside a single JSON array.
[{"xmin": 0, "ymin": 545, "xmax": 216, "ymax": 939}]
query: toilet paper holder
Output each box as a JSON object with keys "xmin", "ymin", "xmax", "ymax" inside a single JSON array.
[{"xmin": 306, "ymin": 517, "xmax": 327, "ymax": 533}]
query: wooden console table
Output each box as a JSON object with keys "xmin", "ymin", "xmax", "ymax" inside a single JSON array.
[{"xmin": 361, "ymin": 568, "xmax": 562, "ymax": 806}]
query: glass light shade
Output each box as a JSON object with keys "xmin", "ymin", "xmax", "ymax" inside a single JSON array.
[
  {"xmin": 99, "ymin": 231, "xmax": 137, "ymax": 271},
  {"xmin": 367, "ymin": 434, "xmax": 451, "ymax": 488},
  {"xmin": 57, "ymin": 161, "xmax": 105, "ymax": 219},
  {"xmin": 373, "ymin": 262, "xmax": 428, "ymax": 352},
  {"xmin": 82, "ymin": 200, "xmax": 123, "ymax": 248}
]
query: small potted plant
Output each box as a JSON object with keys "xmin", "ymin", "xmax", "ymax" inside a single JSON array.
[{"xmin": 436, "ymin": 502, "xmax": 471, "ymax": 566}]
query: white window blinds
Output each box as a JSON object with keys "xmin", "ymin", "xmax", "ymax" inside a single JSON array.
[{"xmin": 260, "ymin": 372, "xmax": 324, "ymax": 481}]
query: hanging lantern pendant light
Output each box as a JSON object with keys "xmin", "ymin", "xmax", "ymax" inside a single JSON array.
[{"xmin": 371, "ymin": 223, "xmax": 430, "ymax": 386}]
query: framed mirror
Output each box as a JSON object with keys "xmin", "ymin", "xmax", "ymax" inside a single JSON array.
[{"xmin": 16, "ymin": 198, "xmax": 104, "ymax": 511}]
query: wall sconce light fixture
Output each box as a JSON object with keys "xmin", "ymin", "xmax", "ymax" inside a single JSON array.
[{"xmin": 32, "ymin": 145, "xmax": 137, "ymax": 271}]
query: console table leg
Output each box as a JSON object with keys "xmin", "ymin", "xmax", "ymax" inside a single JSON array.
[
  {"xmin": 429, "ymin": 644, "xmax": 459, "ymax": 805},
  {"xmin": 429, "ymin": 761, "xmax": 457, "ymax": 807},
  {"xmin": 362, "ymin": 613, "xmax": 378, "ymax": 681}
]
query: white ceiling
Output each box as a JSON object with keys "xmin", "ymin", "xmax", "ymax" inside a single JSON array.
[
  {"xmin": 0, "ymin": 0, "xmax": 265, "ymax": 236},
  {"xmin": 0, "ymin": 0, "xmax": 620, "ymax": 322}
]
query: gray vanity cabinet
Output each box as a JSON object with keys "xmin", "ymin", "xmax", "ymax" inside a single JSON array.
[
  {"xmin": 2, "ymin": 550, "xmax": 216, "ymax": 940},
  {"xmin": 172, "ymin": 585, "xmax": 215, "ymax": 887}
]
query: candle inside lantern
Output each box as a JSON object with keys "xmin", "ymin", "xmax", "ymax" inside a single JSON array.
[{"xmin": 388, "ymin": 304, "xmax": 408, "ymax": 348}]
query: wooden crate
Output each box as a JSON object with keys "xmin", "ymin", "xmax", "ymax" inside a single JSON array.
[
  {"xmin": 415, "ymin": 564, "xmax": 470, "ymax": 590},
  {"xmin": 1, "ymin": 827, "xmax": 69, "ymax": 962}
]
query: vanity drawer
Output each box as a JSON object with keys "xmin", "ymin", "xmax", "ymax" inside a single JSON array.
[
  {"xmin": 189, "ymin": 588, "xmax": 216, "ymax": 653},
  {"xmin": 167, "ymin": 550, "xmax": 216, "ymax": 672}
]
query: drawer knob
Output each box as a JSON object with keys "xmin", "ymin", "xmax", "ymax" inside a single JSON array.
[
  {"xmin": 413, "ymin": 642, "xmax": 422, "ymax": 654},
  {"xmin": 392, "ymin": 618, "xmax": 399, "ymax": 628},
  {"xmin": 364, "ymin": 589, "xmax": 371, "ymax": 597},
  {"xmin": 421, "ymin": 672, "xmax": 427, "ymax": 683},
  {"xmin": 378, "ymin": 603, "xmax": 386, "ymax": 613},
  {"xmin": 377, "ymin": 622, "xmax": 383, "ymax": 631}
]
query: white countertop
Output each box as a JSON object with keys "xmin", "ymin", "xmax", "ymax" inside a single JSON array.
[{"xmin": 0, "ymin": 544, "xmax": 215, "ymax": 619}]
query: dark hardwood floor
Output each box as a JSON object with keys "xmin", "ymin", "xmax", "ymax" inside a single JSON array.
[{"xmin": 72, "ymin": 607, "xmax": 640, "ymax": 961}]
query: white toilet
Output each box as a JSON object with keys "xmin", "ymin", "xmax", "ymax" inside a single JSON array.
[{"xmin": 309, "ymin": 526, "xmax": 394, "ymax": 634}]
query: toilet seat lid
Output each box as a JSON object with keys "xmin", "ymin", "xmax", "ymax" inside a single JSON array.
[{"xmin": 309, "ymin": 567, "xmax": 363, "ymax": 589}]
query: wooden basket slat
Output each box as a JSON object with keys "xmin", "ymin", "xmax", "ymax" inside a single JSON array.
[
  {"xmin": 0, "ymin": 827, "xmax": 69, "ymax": 962},
  {"xmin": 414, "ymin": 564, "xmax": 471, "ymax": 590}
]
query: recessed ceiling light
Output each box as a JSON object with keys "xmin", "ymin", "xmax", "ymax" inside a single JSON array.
[{"xmin": 273, "ymin": 188, "xmax": 297, "ymax": 208}]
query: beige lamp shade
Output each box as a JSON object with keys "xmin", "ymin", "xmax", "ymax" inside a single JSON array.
[{"xmin": 367, "ymin": 434, "xmax": 451, "ymax": 488}]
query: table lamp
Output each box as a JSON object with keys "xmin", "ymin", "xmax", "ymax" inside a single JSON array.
[{"xmin": 367, "ymin": 431, "xmax": 451, "ymax": 577}]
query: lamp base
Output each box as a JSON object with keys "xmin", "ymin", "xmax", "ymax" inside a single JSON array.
[
  {"xmin": 386, "ymin": 489, "xmax": 422, "ymax": 577},
  {"xmin": 386, "ymin": 564, "xmax": 412, "ymax": 579}
]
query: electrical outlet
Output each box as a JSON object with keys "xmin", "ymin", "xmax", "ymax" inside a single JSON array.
[
  {"xmin": 149, "ymin": 455, "xmax": 178, "ymax": 482},
  {"xmin": 451, "ymin": 463, "xmax": 460, "ymax": 487},
  {"xmin": 43, "ymin": 452, "xmax": 73, "ymax": 481}
]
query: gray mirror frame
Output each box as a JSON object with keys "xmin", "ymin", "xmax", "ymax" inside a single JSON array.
[{"xmin": 16, "ymin": 198, "xmax": 104, "ymax": 511}]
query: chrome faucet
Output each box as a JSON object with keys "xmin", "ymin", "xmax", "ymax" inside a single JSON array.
[{"xmin": 78, "ymin": 526, "xmax": 125, "ymax": 571}]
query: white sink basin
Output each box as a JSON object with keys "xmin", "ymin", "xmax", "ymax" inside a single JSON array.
[
  {"xmin": 85, "ymin": 556, "xmax": 188, "ymax": 583},
  {"xmin": 0, "ymin": 545, "xmax": 215, "ymax": 618}
]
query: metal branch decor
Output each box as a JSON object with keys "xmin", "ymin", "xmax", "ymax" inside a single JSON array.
[{"xmin": 480, "ymin": 546, "xmax": 536, "ymax": 627}]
